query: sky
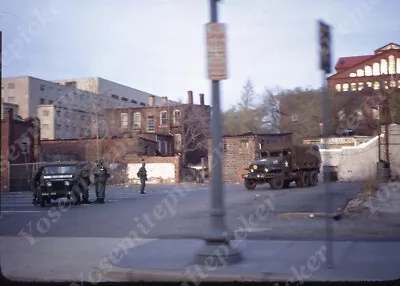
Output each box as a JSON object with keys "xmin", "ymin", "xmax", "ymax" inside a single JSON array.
[{"xmin": 1, "ymin": 0, "xmax": 399, "ymax": 111}]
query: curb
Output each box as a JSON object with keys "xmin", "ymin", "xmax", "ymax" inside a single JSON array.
[
  {"xmin": 98, "ymin": 267, "xmax": 307, "ymax": 282},
  {"xmin": 278, "ymin": 212, "xmax": 342, "ymax": 220}
]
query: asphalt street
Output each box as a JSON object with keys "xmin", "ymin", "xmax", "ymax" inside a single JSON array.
[{"xmin": 2, "ymin": 181, "xmax": 387, "ymax": 240}]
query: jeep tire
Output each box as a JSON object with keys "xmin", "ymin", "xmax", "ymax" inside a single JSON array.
[{"xmin": 244, "ymin": 179, "xmax": 257, "ymax": 190}]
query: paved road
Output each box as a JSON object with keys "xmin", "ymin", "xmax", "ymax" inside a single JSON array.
[{"xmin": 1, "ymin": 181, "xmax": 381, "ymax": 241}]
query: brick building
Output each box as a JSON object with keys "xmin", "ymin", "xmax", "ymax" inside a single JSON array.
[
  {"xmin": 1, "ymin": 109, "xmax": 40, "ymax": 192},
  {"xmin": 208, "ymin": 132, "xmax": 292, "ymax": 183},
  {"xmin": 104, "ymin": 91, "xmax": 211, "ymax": 165}
]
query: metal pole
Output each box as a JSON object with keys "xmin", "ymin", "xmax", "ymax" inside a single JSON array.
[
  {"xmin": 322, "ymin": 71, "xmax": 333, "ymax": 269},
  {"xmin": 0, "ymin": 31, "xmax": 2, "ymax": 217},
  {"xmin": 195, "ymin": 0, "xmax": 241, "ymax": 265}
]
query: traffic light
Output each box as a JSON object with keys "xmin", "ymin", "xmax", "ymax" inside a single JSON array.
[{"xmin": 319, "ymin": 21, "xmax": 331, "ymax": 74}]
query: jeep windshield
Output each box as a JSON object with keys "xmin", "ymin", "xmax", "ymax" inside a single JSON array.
[{"xmin": 43, "ymin": 165, "xmax": 77, "ymax": 175}]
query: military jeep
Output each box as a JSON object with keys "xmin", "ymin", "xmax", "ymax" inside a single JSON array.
[{"xmin": 36, "ymin": 162, "xmax": 78, "ymax": 207}]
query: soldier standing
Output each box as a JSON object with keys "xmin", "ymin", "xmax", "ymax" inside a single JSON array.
[
  {"xmin": 80, "ymin": 164, "xmax": 92, "ymax": 204},
  {"xmin": 137, "ymin": 161, "xmax": 147, "ymax": 194},
  {"xmin": 93, "ymin": 159, "xmax": 110, "ymax": 203},
  {"xmin": 72, "ymin": 164, "xmax": 83, "ymax": 205},
  {"xmin": 30, "ymin": 166, "xmax": 43, "ymax": 205}
]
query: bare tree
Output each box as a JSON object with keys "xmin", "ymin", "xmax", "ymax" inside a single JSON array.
[{"xmin": 181, "ymin": 104, "xmax": 211, "ymax": 154}]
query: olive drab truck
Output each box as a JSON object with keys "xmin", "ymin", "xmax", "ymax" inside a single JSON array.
[{"xmin": 241, "ymin": 142, "xmax": 321, "ymax": 190}]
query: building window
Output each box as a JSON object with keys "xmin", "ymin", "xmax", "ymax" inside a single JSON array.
[
  {"xmin": 40, "ymin": 98, "xmax": 46, "ymax": 104},
  {"xmin": 42, "ymin": 110, "xmax": 49, "ymax": 116},
  {"xmin": 223, "ymin": 142, "xmax": 228, "ymax": 152},
  {"xmin": 174, "ymin": 134, "xmax": 182, "ymax": 152},
  {"xmin": 7, "ymin": 83, "xmax": 15, "ymax": 89},
  {"xmin": 366, "ymin": 81, "xmax": 372, "ymax": 87},
  {"xmin": 131, "ymin": 99, "xmax": 137, "ymax": 104},
  {"xmin": 112, "ymin": 94, "xmax": 119, "ymax": 99},
  {"xmin": 389, "ymin": 55, "xmax": 396, "ymax": 74},
  {"xmin": 374, "ymin": 81, "xmax": 380, "ymax": 90},
  {"xmin": 140, "ymin": 102, "xmax": 146, "ymax": 106},
  {"xmin": 133, "ymin": 112, "xmax": 141, "ymax": 129},
  {"xmin": 380, "ymin": 59, "xmax": 388, "ymax": 75},
  {"xmin": 56, "ymin": 124, "xmax": 61, "ymax": 131},
  {"xmin": 173, "ymin": 110, "xmax": 181, "ymax": 125},
  {"xmin": 160, "ymin": 111, "xmax": 167, "ymax": 126},
  {"xmin": 48, "ymin": 100, "xmax": 53, "ymax": 104},
  {"xmin": 147, "ymin": 115, "xmax": 155, "ymax": 132},
  {"xmin": 373, "ymin": 62, "xmax": 380, "ymax": 75},
  {"xmin": 358, "ymin": 82, "xmax": 364, "ymax": 91},
  {"xmin": 120, "ymin": 113, "xmax": 128, "ymax": 128},
  {"xmin": 122, "ymin": 97, "xmax": 128, "ymax": 101},
  {"xmin": 56, "ymin": 110, "xmax": 61, "ymax": 117},
  {"xmin": 291, "ymin": 113, "xmax": 298, "ymax": 121},
  {"xmin": 7, "ymin": 97, "xmax": 15, "ymax": 103},
  {"xmin": 365, "ymin": 66, "xmax": 372, "ymax": 76},
  {"xmin": 349, "ymin": 72, "xmax": 356, "ymax": 77},
  {"xmin": 164, "ymin": 141, "xmax": 169, "ymax": 154},
  {"xmin": 397, "ymin": 58, "xmax": 400, "ymax": 74},
  {"xmin": 42, "ymin": 124, "xmax": 49, "ymax": 130},
  {"xmin": 335, "ymin": 84, "xmax": 341, "ymax": 92},
  {"xmin": 342, "ymin": 83, "xmax": 349, "ymax": 91},
  {"xmin": 40, "ymin": 84, "xmax": 45, "ymax": 91},
  {"xmin": 240, "ymin": 140, "xmax": 249, "ymax": 149},
  {"xmin": 351, "ymin": 83, "xmax": 357, "ymax": 91},
  {"xmin": 356, "ymin": 69, "xmax": 364, "ymax": 77}
]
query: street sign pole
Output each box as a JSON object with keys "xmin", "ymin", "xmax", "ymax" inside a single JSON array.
[
  {"xmin": 0, "ymin": 31, "xmax": 2, "ymax": 218},
  {"xmin": 195, "ymin": 0, "xmax": 242, "ymax": 266},
  {"xmin": 319, "ymin": 20, "xmax": 334, "ymax": 269}
]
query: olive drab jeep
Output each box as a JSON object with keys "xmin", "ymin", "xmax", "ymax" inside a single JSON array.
[{"xmin": 36, "ymin": 162, "xmax": 79, "ymax": 207}]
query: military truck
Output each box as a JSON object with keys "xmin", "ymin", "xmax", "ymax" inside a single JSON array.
[{"xmin": 241, "ymin": 142, "xmax": 321, "ymax": 190}]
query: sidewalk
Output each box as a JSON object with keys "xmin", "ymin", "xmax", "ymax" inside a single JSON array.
[{"xmin": 1, "ymin": 236, "xmax": 399, "ymax": 282}]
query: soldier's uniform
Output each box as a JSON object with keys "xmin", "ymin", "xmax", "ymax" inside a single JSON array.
[
  {"xmin": 72, "ymin": 166, "xmax": 83, "ymax": 204},
  {"xmin": 72, "ymin": 163, "xmax": 92, "ymax": 205},
  {"xmin": 137, "ymin": 162, "xmax": 147, "ymax": 194},
  {"xmin": 30, "ymin": 166, "xmax": 43, "ymax": 205},
  {"xmin": 94, "ymin": 160, "xmax": 110, "ymax": 203}
]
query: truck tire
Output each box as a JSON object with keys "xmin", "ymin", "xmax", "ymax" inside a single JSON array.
[
  {"xmin": 310, "ymin": 171, "xmax": 318, "ymax": 186},
  {"xmin": 270, "ymin": 176, "xmax": 284, "ymax": 190},
  {"xmin": 300, "ymin": 171, "xmax": 310, "ymax": 187},
  {"xmin": 283, "ymin": 180, "xmax": 291, "ymax": 188},
  {"xmin": 244, "ymin": 179, "xmax": 256, "ymax": 190}
]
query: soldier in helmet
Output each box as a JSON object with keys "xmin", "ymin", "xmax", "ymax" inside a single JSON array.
[
  {"xmin": 137, "ymin": 160, "xmax": 147, "ymax": 194},
  {"xmin": 72, "ymin": 162, "xmax": 92, "ymax": 205},
  {"xmin": 30, "ymin": 166, "xmax": 44, "ymax": 205},
  {"xmin": 93, "ymin": 159, "xmax": 110, "ymax": 203}
]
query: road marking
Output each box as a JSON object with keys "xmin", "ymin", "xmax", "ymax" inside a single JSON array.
[{"xmin": 236, "ymin": 227, "xmax": 273, "ymax": 233}]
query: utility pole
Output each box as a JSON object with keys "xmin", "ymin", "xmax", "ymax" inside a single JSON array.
[
  {"xmin": 195, "ymin": 0, "xmax": 242, "ymax": 265},
  {"xmin": 319, "ymin": 20, "xmax": 334, "ymax": 269},
  {"xmin": 0, "ymin": 31, "xmax": 3, "ymax": 218}
]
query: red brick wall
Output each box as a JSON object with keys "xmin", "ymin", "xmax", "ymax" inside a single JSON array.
[
  {"xmin": 208, "ymin": 134, "xmax": 293, "ymax": 183},
  {"xmin": 40, "ymin": 137, "xmax": 157, "ymax": 163},
  {"xmin": 1, "ymin": 109, "xmax": 38, "ymax": 192}
]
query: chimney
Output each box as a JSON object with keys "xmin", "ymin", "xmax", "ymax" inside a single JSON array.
[
  {"xmin": 187, "ymin": 91, "xmax": 193, "ymax": 105},
  {"xmin": 161, "ymin": 96, "xmax": 168, "ymax": 106},
  {"xmin": 148, "ymin": 95, "xmax": 155, "ymax": 107},
  {"xmin": 199, "ymin": 93, "xmax": 205, "ymax": 105}
]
